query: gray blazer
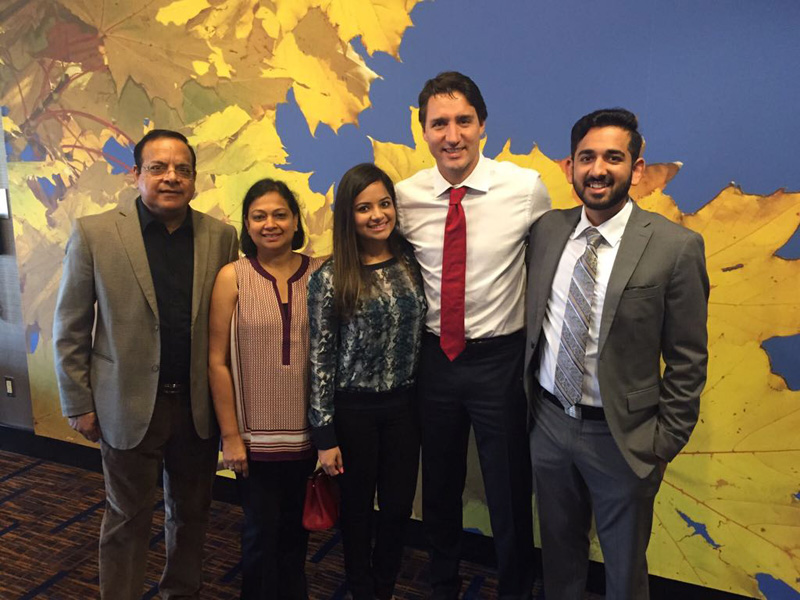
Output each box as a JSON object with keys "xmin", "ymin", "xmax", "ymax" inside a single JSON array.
[
  {"xmin": 53, "ymin": 197, "xmax": 239, "ymax": 450},
  {"xmin": 524, "ymin": 203, "xmax": 710, "ymax": 477}
]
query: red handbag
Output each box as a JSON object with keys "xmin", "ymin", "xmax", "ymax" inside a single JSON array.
[{"xmin": 303, "ymin": 468, "xmax": 340, "ymax": 531}]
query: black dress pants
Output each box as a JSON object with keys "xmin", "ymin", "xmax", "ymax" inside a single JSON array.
[
  {"xmin": 236, "ymin": 456, "xmax": 317, "ymax": 600},
  {"xmin": 418, "ymin": 332, "xmax": 534, "ymax": 600},
  {"xmin": 334, "ymin": 388, "xmax": 421, "ymax": 600}
]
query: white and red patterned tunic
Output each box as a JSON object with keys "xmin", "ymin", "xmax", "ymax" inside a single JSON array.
[{"xmin": 231, "ymin": 254, "xmax": 325, "ymax": 461}]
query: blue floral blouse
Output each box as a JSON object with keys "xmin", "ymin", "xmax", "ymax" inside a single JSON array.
[{"xmin": 307, "ymin": 254, "xmax": 426, "ymax": 449}]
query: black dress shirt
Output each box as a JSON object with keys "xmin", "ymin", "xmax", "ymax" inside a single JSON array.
[{"xmin": 136, "ymin": 198, "xmax": 194, "ymax": 385}]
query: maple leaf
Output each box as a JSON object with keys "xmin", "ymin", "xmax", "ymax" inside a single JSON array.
[
  {"xmin": 1, "ymin": 18, "xmax": 137, "ymax": 171},
  {"xmin": 0, "ymin": 0, "xmax": 53, "ymax": 51},
  {"xmin": 0, "ymin": 56, "xmax": 54, "ymax": 150},
  {"xmin": 303, "ymin": 185, "xmax": 335, "ymax": 258},
  {"xmin": 322, "ymin": 0, "xmax": 421, "ymax": 57},
  {"xmin": 182, "ymin": 0, "xmax": 294, "ymax": 118},
  {"xmin": 7, "ymin": 159, "xmax": 132, "ymax": 352},
  {"xmin": 37, "ymin": 19, "xmax": 105, "ymax": 72},
  {"xmin": 1, "ymin": 58, "xmax": 106, "ymax": 167},
  {"xmin": 13, "ymin": 213, "xmax": 71, "ymax": 339},
  {"xmin": 196, "ymin": 110, "xmax": 287, "ymax": 177},
  {"xmin": 59, "ymin": 0, "xmax": 212, "ymax": 112},
  {"xmin": 256, "ymin": 0, "xmax": 316, "ymax": 35},
  {"xmin": 189, "ymin": 104, "xmax": 250, "ymax": 147},
  {"xmin": 262, "ymin": 7, "xmax": 378, "ymax": 134},
  {"xmin": 58, "ymin": 71, "xmax": 146, "ymax": 142},
  {"xmin": 185, "ymin": 0, "xmax": 258, "ymax": 39},
  {"xmin": 154, "ymin": 0, "xmax": 211, "ymax": 27}
]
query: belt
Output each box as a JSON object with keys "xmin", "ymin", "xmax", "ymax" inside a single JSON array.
[
  {"xmin": 158, "ymin": 382, "xmax": 189, "ymax": 395},
  {"xmin": 424, "ymin": 330, "xmax": 523, "ymax": 348},
  {"xmin": 466, "ymin": 331, "xmax": 523, "ymax": 346},
  {"xmin": 540, "ymin": 387, "xmax": 605, "ymax": 421}
]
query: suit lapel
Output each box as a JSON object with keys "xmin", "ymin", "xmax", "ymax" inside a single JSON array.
[
  {"xmin": 116, "ymin": 199, "xmax": 159, "ymax": 318},
  {"xmin": 598, "ymin": 203, "xmax": 653, "ymax": 355},
  {"xmin": 191, "ymin": 209, "xmax": 209, "ymax": 327},
  {"xmin": 533, "ymin": 209, "xmax": 581, "ymax": 333}
]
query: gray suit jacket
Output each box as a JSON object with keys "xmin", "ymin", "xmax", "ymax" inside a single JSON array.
[
  {"xmin": 524, "ymin": 203, "xmax": 709, "ymax": 477},
  {"xmin": 53, "ymin": 197, "xmax": 239, "ymax": 450}
]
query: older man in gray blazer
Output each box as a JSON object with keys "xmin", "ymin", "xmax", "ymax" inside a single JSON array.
[
  {"xmin": 525, "ymin": 109, "xmax": 709, "ymax": 600},
  {"xmin": 53, "ymin": 129, "xmax": 238, "ymax": 600}
]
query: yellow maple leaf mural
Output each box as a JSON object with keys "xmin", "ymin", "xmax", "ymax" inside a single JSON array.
[{"xmin": 2, "ymin": 0, "xmax": 798, "ymax": 597}]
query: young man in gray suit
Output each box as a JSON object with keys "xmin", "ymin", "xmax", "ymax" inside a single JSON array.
[
  {"xmin": 525, "ymin": 109, "xmax": 709, "ymax": 600},
  {"xmin": 53, "ymin": 129, "xmax": 239, "ymax": 599}
]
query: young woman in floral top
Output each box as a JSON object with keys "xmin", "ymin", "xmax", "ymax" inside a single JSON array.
[{"xmin": 308, "ymin": 163, "xmax": 426, "ymax": 600}]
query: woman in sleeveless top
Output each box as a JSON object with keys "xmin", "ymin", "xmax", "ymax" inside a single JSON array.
[
  {"xmin": 209, "ymin": 179, "xmax": 324, "ymax": 599},
  {"xmin": 308, "ymin": 164, "xmax": 426, "ymax": 600}
]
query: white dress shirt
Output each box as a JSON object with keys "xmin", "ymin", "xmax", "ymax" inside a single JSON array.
[
  {"xmin": 396, "ymin": 154, "xmax": 551, "ymax": 339},
  {"xmin": 538, "ymin": 200, "xmax": 633, "ymax": 407}
]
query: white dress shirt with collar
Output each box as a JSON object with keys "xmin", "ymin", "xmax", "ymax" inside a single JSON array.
[
  {"xmin": 538, "ymin": 199, "xmax": 634, "ymax": 407},
  {"xmin": 396, "ymin": 154, "xmax": 551, "ymax": 339}
]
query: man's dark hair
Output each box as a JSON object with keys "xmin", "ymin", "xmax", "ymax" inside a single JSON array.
[
  {"xmin": 133, "ymin": 129, "xmax": 197, "ymax": 171},
  {"xmin": 240, "ymin": 178, "xmax": 306, "ymax": 256},
  {"xmin": 570, "ymin": 108, "xmax": 643, "ymax": 160},
  {"xmin": 418, "ymin": 71, "xmax": 488, "ymax": 128}
]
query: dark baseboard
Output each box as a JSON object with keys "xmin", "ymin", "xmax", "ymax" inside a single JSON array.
[
  {"xmin": 0, "ymin": 426, "xmax": 752, "ymax": 600},
  {"xmin": 0, "ymin": 424, "xmax": 103, "ymax": 472}
]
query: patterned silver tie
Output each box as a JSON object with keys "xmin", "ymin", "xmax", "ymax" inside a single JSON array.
[{"xmin": 554, "ymin": 227, "xmax": 603, "ymax": 412}]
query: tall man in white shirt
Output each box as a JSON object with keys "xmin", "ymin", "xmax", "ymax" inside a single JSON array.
[
  {"xmin": 524, "ymin": 109, "xmax": 709, "ymax": 599},
  {"xmin": 396, "ymin": 71, "xmax": 551, "ymax": 600}
]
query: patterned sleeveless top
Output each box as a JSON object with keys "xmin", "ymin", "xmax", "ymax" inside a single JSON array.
[{"xmin": 231, "ymin": 254, "xmax": 325, "ymax": 461}]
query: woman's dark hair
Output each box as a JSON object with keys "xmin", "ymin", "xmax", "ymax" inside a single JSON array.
[
  {"xmin": 240, "ymin": 178, "xmax": 305, "ymax": 257},
  {"xmin": 332, "ymin": 163, "xmax": 408, "ymax": 318}
]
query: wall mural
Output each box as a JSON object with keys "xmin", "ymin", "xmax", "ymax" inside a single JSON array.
[{"xmin": 1, "ymin": 1, "xmax": 798, "ymax": 598}]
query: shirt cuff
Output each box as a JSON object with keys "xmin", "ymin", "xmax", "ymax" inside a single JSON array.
[{"xmin": 311, "ymin": 423, "xmax": 338, "ymax": 450}]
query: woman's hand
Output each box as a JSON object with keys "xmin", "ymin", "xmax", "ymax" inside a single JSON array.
[
  {"xmin": 222, "ymin": 433, "xmax": 249, "ymax": 478},
  {"xmin": 318, "ymin": 447, "xmax": 344, "ymax": 476}
]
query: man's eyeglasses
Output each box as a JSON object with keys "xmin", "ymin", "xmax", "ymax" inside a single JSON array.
[{"xmin": 140, "ymin": 164, "xmax": 195, "ymax": 179}]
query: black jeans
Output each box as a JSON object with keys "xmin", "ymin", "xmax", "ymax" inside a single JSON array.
[
  {"xmin": 236, "ymin": 456, "xmax": 317, "ymax": 600},
  {"xmin": 334, "ymin": 388, "xmax": 421, "ymax": 600}
]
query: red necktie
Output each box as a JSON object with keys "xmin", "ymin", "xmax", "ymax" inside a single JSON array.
[{"xmin": 440, "ymin": 186, "xmax": 467, "ymax": 361}]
